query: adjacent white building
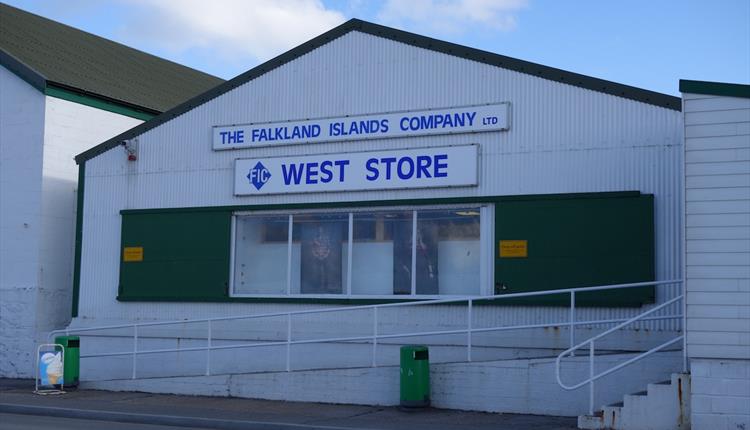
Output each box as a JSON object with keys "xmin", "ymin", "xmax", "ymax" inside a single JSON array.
[
  {"xmin": 0, "ymin": 3, "xmax": 222, "ymax": 378},
  {"xmin": 681, "ymin": 80, "xmax": 750, "ymax": 430}
]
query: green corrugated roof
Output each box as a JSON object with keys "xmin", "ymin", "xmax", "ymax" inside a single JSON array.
[{"xmin": 0, "ymin": 3, "xmax": 223, "ymax": 113}]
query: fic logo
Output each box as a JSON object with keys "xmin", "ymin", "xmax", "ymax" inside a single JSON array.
[{"xmin": 247, "ymin": 161, "xmax": 271, "ymax": 190}]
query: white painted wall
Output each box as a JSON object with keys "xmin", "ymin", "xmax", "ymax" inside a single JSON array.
[
  {"xmin": 35, "ymin": 97, "xmax": 142, "ymax": 350},
  {"xmin": 0, "ymin": 65, "xmax": 46, "ymax": 377},
  {"xmin": 0, "ymin": 65, "xmax": 143, "ymax": 377},
  {"xmin": 683, "ymin": 89, "xmax": 750, "ymax": 430},
  {"xmin": 77, "ymin": 31, "xmax": 682, "ymax": 335},
  {"xmin": 691, "ymin": 359, "xmax": 749, "ymax": 429},
  {"xmin": 684, "ymin": 91, "xmax": 750, "ymax": 360}
]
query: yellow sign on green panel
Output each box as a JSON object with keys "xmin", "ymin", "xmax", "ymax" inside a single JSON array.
[
  {"xmin": 123, "ymin": 246, "xmax": 143, "ymax": 262},
  {"xmin": 499, "ymin": 240, "xmax": 528, "ymax": 258}
]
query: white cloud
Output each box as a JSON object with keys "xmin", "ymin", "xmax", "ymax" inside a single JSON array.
[
  {"xmin": 117, "ymin": 0, "xmax": 345, "ymax": 64},
  {"xmin": 377, "ymin": 0, "xmax": 528, "ymax": 35}
]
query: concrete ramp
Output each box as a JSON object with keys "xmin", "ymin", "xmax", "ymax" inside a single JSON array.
[{"xmin": 82, "ymin": 351, "xmax": 681, "ymax": 417}]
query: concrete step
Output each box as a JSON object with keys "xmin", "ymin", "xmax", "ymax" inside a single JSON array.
[{"xmin": 577, "ymin": 373, "xmax": 691, "ymax": 430}]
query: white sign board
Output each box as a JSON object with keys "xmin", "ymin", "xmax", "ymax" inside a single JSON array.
[
  {"xmin": 235, "ymin": 145, "xmax": 478, "ymax": 196},
  {"xmin": 215, "ymin": 103, "xmax": 508, "ymax": 150}
]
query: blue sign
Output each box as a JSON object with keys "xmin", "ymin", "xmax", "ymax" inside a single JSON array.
[
  {"xmin": 235, "ymin": 145, "xmax": 478, "ymax": 195},
  {"xmin": 247, "ymin": 161, "xmax": 271, "ymax": 190},
  {"xmin": 215, "ymin": 103, "xmax": 508, "ymax": 150}
]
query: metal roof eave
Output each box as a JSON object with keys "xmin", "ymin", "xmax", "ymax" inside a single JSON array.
[
  {"xmin": 75, "ymin": 18, "xmax": 682, "ymax": 165},
  {"xmin": 679, "ymin": 79, "xmax": 750, "ymax": 99}
]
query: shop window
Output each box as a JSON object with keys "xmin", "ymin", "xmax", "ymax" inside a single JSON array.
[
  {"xmin": 350, "ymin": 211, "xmax": 412, "ymax": 295},
  {"xmin": 294, "ymin": 213, "xmax": 348, "ymax": 294},
  {"xmin": 231, "ymin": 206, "xmax": 483, "ymax": 297},
  {"xmin": 416, "ymin": 209, "xmax": 480, "ymax": 295},
  {"xmin": 233, "ymin": 215, "xmax": 289, "ymax": 295}
]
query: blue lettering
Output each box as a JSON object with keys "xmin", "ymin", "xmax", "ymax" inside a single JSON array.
[
  {"xmin": 380, "ymin": 157, "xmax": 397, "ymax": 179},
  {"xmin": 320, "ymin": 160, "xmax": 333, "ymax": 183},
  {"xmin": 251, "ymin": 129, "xmax": 261, "ymax": 142},
  {"xmin": 453, "ymin": 113, "xmax": 464, "ymax": 127},
  {"xmin": 466, "ymin": 111, "xmax": 476, "ymax": 126},
  {"xmin": 221, "ymin": 130, "xmax": 245, "ymax": 144},
  {"xmin": 282, "ymin": 163, "xmax": 304, "ymax": 185},
  {"xmin": 434, "ymin": 154, "xmax": 448, "ymax": 177},
  {"xmin": 310, "ymin": 124, "xmax": 321, "ymax": 138},
  {"xmin": 416, "ymin": 156, "xmax": 432, "ymax": 178},
  {"xmin": 334, "ymin": 160, "xmax": 349, "ymax": 182},
  {"xmin": 399, "ymin": 117, "xmax": 410, "ymax": 131},
  {"xmin": 365, "ymin": 158, "xmax": 379, "ymax": 181},
  {"xmin": 397, "ymin": 157, "xmax": 414, "ymax": 179},
  {"xmin": 306, "ymin": 162, "xmax": 318, "ymax": 184},
  {"xmin": 443, "ymin": 114, "xmax": 453, "ymax": 128},
  {"xmin": 409, "ymin": 117, "xmax": 420, "ymax": 131},
  {"xmin": 380, "ymin": 119, "xmax": 389, "ymax": 133}
]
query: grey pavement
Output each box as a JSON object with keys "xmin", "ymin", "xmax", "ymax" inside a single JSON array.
[
  {"xmin": 0, "ymin": 413, "xmax": 213, "ymax": 430},
  {"xmin": 0, "ymin": 379, "xmax": 577, "ymax": 430}
]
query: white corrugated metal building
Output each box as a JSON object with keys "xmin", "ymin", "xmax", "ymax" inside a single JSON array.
[{"xmin": 69, "ymin": 19, "xmax": 691, "ymax": 418}]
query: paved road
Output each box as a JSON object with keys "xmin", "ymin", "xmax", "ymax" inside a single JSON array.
[
  {"xmin": 0, "ymin": 379, "xmax": 577, "ymax": 430},
  {"xmin": 0, "ymin": 413, "xmax": 211, "ymax": 430}
]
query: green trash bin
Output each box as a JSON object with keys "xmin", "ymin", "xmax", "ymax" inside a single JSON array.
[
  {"xmin": 55, "ymin": 336, "xmax": 79, "ymax": 388},
  {"xmin": 400, "ymin": 345, "xmax": 430, "ymax": 408}
]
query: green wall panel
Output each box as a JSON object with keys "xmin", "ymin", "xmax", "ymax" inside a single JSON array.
[
  {"xmin": 114, "ymin": 191, "xmax": 655, "ymax": 307},
  {"xmin": 119, "ymin": 211, "xmax": 232, "ymax": 300},
  {"xmin": 494, "ymin": 195, "xmax": 655, "ymax": 306}
]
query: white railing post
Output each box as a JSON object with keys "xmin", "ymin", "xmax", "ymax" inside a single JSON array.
[
  {"xmin": 132, "ymin": 325, "xmax": 138, "ymax": 379},
  {"xmin": 569, "ymin": 291, "xmax": 576, "ymax": 357},
  {"xmin": 467, "ymin": 299, "xmax": 473, "ymax": 362},
  {"xmin": 206, "ymin": 320, "xmax": 212, "ymax": 376},
  {"xmin": 589, "ymin": 340, "xmax": 595, "ymax": 415},
  {"xmin": 372, "ymin": 307, "xmax": 378, "ymax": 367},
  {"xmin": 286, "ymin": 314, "xmax": 292, "ymax": 372}
]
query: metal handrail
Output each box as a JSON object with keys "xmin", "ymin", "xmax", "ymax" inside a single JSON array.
[
  {"xmin": 554, "ymin": 294, "xmax": 685, "ymax": 415},
  {"xmin": 49, "ymin": 279, "xmax": 683, "ymax": 385},
  {"xmin": 49, "ymin": 279, "xmax": 676, "ymax": 336}
]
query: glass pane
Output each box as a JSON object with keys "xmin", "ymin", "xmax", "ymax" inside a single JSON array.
[
  {"xmin": 233, "ymin": 215, "xmax": 289, "ymax": 294},
  {"xmin": 293, "ymin": 213, "xmax": 348, "ymax": 294},
  {"xmin": 349, "ymin": 211, "xmax": 413, "ymax": 295},
  {"xmin": 415, "ymin": 209, "xmax": 480, "ymax": 295}
]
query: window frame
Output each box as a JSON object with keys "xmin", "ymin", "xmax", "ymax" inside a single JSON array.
[{"xmin": 229, "ymin": 204, "xmax": 492, "ymax": 299}]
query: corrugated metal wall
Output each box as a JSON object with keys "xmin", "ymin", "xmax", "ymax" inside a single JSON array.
[{"xmin": 78, "ymin": 31, "xmax": 683, "ymax": 332}]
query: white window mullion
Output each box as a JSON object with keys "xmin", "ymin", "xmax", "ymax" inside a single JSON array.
[
  {"xmin": 480, "ymin": 205, "xmax": 494, "ymax": 296},
  {"xmin": 411, "ymin": 210, "xmax": 417, "ymax": 296},
  {"xmin": 347, "ymin": 212, "xmax": 353, "ymax": 296},
  {"xmin": 286, "ymin": 214, "xmax": 293, "ymax": 296},
  {"xmin": 228, "ymin": 215, "xmax": 237, "ymax": 297}
]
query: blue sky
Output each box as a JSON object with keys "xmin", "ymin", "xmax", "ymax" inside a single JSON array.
[{"xmin": 5, "ymin": 0, "xmax": 749, "ymax": 95}]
